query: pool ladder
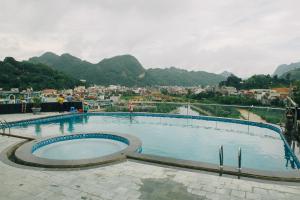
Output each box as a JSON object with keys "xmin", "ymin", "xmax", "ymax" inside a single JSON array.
[
  {"xmin": 219, "ymin": 145, "xmax": 242, "ymax": 178},
  {"xmin": 0, "ymin": 120, "xmax": 11, "ymax": 135}
]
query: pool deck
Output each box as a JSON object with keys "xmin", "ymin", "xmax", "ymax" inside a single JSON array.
[
  {"xmin": 1, "ymin": 113, "xmax": 300, "ymax": 200},
  {"xmin": 0, "ymin": 112, "xmax": 68, "ymax": 122}
]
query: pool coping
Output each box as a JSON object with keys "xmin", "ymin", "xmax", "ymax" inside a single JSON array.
[
  {"xmin": 14, "ymin": 132, "xmax": 142, "ymax": 168},
  {"xmin": 4, "ymin": 111, "xmax": 300, "ymax": 181},
  {"xmin": 127, "ymin": 153, "xmax": 300, "ymax": 182}
]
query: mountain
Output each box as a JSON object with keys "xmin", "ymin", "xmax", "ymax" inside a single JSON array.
[
  {"xmin": 29, "ymin": 52, "xmax": 226, "ymax": 86},
  {"xmin": 29, "ymin": 53, "xmax": 146, "ymax": 86},
  {"xmin": 219, "ymin": 71, "xmax": 233, "ymax": 78},
  {"xmin": 96, "ymin": 55, "xmax": 146, "ymax": 86},
  {"xmin": 281, "ymin": 68, "xmax": 300, "ymax": 80},
  {"xmin": 29, "ymin": 52, "xmax": 97, "ymax": 83},
  {"xmin": 0, "ymin": 57, "xmax": 80, "ymax": 90},
  {"xmin": 273, "ymin": 62, "xmax": 300, "ymax": 77},
  {"xmin": 144, "ymin": 67, "xmax": 226, "ymax": 86}
]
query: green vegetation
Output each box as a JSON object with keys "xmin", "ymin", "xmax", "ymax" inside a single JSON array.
[
  {"xmin": 273, "ymin": 61, "xmax": 300, "ymax": 77},
  {"xmin": 281, "ymin": 68, "xmax": 300, "ymax": 81},
  {"xmin": 31, "ymin": 96, "xmax": 42, "ymax": 108},
  {"xmin": 192, "ymin": 104, "xmax": 241, "ymax": 119},
  {"xmin": 144, "ymin": 67, "xmax": 226, "ymax": 86},
  {"xmin": 251, "ymin": 108, "xmax": 285, "ymax": 124},
  {"xmin": 292, "ymin": 81, "xmax": 300, "ymax": 105},
  {"xmin": 29, "ymin": 52, "xmax": 226, "ymax": 86},
  {"xmin": 105, "ymin": 103, "xmax": 178, "ymax": 113},
  {"xmin": 188, "ymin": 92, "xmax": 261, "ymax": 106},
  {"xmin": 0, "ymin": 57, "xmax": 80, "ymax": 90},
  {"xmin": 219, "ymin": 74, "xmax": 290, "ymax": 90}
]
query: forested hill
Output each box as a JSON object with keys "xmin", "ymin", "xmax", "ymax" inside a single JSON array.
[
  {"xmin": 29, "ymin": 52, "xmax": 226, "ymax": 86},
  {"xmin": 144, "ymin": 67, "xmax": 226, "ymax": 86},
  {"xmin": 273, "ymin": 61, "xmax": 300, "ymax": 77},
  {"xmin": 0, "ymin": 57, "xmax": 80, "ymax": 90}
]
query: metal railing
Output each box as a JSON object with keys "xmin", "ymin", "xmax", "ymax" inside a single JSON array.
[
  {"xmin": 98, "ymin": 101, "xmax": 286, "ymax": 125},
  {"xmin": 0, "ymin": 120, "xmax": 11, "ymax": 134},
  {"xmin": 219, "ymin": 145, "xmax": 223, "ymax": 176},
  {"xmin": 238, "ymin": 147, "xmax": 242, "ymax": 179},
  {"xmin": 218, "ymin": 145, "xmax": 242, "ymax": 178}
]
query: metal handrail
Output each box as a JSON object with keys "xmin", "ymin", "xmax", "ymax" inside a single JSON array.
[
  {"xmin": 238, "ymin": 147, "xmax": 242, "ymax": 178},
  {"xmin": 0, "ymin": 120, "xmax": 11, "ymax": 134},
  {"xmin": 287, "ymin": 97, "xmax": 298, "ymax": 107},
  {"xmin": 219, "ymin": 145, "xmax": 224, "ymax": 176},
  {"xmin": 127, "ymin": 101, "xmax": 286, "ymax": 111},
  {"xmin": 0, "ymin": 121, "xmax": 5, "ymax": 134}
]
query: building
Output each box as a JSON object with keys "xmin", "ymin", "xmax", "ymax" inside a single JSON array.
[
  {"xmin": 272, "ymin": 88, "xmax": 290, "ymax": 99},
  {"xmin": 220, "ymin": 86, "xmax": 238, "ymax": 96},
  {"xmin": 42, "ymin": 89, "xmax": 58, "ymax": 97}
]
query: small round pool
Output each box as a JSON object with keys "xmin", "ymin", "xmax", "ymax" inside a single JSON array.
[
  {"xmin": 14, "ymin": 132, "xmax": 142, "ymax": 168},
  {"xmin": 33, "ymin": 138, "xmax": 128, "ymax": 160}
]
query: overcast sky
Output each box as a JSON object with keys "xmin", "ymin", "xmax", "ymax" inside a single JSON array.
[{"xmin": 1, "ymin": 0, "xmax": 300, "ymax": 77}]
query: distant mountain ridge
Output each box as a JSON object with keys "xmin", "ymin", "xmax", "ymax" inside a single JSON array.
[
  {"xmin": 219, "ymin": 71, "xmax": 233, "ymax": 78},
  {"xmin": 29, "ymin": 52, "xmax": 226, "ymax": 86},
  {"xmin": 281, "ymin": 68, "xmax": 300, "ymax": 80},
  {"xmin": 273, "ymin": 61, "xmax": 300, "ymax": 77}
]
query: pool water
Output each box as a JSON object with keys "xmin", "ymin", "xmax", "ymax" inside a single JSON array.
[
  {"xmin": 14, "ymin": 113, "xmax": 298, "ymax": 171},
  {"xmin": 33, "ymin": 138, "xmax": 128, "ymax": 160}
]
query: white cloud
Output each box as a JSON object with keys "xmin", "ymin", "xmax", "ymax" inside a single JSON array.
[{"xmin": 0, "ymin": 0, "xmax": 300, "ymax": 77}]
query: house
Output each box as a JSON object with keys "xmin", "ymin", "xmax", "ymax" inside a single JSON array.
[
  {"xmin": 249, "ymin": 89, "xmax": 272, "ymax": 101},
  {"xmin": 272, "ymin": 88, "xmax": 290, "ymax": 99},
  {"xmin": 220, "ymin": 86, "xmax": 238, "ymax": 96},
  {"xmin": 42, "ymin": 89, "xmax": 58, "ymax": 97},
  {"xmin": 110, "ymin": 95, "xmax": 120, "ymax": 103},
  {"xmin": 193, "ymin": 88, "xmax": 206, "ymax": 94}
]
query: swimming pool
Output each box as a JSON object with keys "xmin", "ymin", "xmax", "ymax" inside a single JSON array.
[
  {"xmin": 13, "ymin": 132, "xmax": 142, "ymax": 168},
  {"xmin": 34, "ymin": 138, "xmax": 127, "ymax": 160},
  {"xmin": 10, "ymin": 112, "xmax": 299, "ymax": 172}
]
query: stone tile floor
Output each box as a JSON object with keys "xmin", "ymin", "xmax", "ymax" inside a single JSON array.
[
  {"xmin": 0, "ymin": 136, "xmax": 300, "ymax": 200},
  {"xmin": 0, "ymin": 112, "xmax": 66, "ymax": 122}
]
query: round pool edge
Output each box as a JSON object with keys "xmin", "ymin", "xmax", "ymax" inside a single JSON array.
[{"xmin": 13, "ymin": 132, "xmax": 142, "ymax": 168}]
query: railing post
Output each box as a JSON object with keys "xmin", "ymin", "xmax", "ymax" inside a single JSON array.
[
  {"xmin": 0, "ymin": 121, "xmax": 5, "ymax": 134},
  {"xmin": 219, "ymin": 145, "xmax": 224, "ymax": 176},
  {"xmin": 187, "ymin": 102, "xmax": 189, "ymax": 116},
  {"xmin": 238, "ymin": 147, "xmax": 242, "ymax": 179},
  {"xmin": 3, "ymin": 120, "xmax": 10, "ymax": 134},
  {"xmin": 294, "ymin": 107, "xmax": 298, "ymax": 133}
]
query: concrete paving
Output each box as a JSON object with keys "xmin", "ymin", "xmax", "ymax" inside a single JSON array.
[{"xmin": 0, "ymin": 136, "xmax": 300, "ymax": 200}]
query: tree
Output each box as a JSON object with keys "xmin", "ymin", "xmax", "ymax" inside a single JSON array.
[{"xmin": 219, "ymin": 75, "xmax": 242, "ymax": 89}]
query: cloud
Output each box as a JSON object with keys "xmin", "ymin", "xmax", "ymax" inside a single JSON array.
[{"xmin": 0, "ymin": 0, "xmax": 300, "ymax": 77}]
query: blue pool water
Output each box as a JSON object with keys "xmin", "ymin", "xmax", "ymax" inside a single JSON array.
[
  {"xmin": 33, "ymin": 139, "xmax": 128, "ymax": 160},
  {"xmin": 13, "ymin": 113, "xmax": 299, "ymax": 171}
]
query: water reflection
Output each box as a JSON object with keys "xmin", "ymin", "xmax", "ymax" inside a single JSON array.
[
  {"xmin": 67, "ymin": 117, "xmax": 75, "ymax": 132},
  {"xmin": 59, "ymin": 121, "xmax": 64, "ymax": 134},
  {"xmin": 34, "ymin": 124, "xmax": 41, "ymax": 136}
]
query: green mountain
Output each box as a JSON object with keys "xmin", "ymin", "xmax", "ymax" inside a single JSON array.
[
  {"xmin": 29, "ymin": 52, "xmax": 98, "ymax": 83},
  {"xmin": 273, "ymin": 61, "xmax": 300, "ymax": 77},
  {"xmin": 0, "ymin": 57, "xmax": 80, "ymax": 90},
  {"xmin": 96, "ymin": 55, "xmax": 146, "ymax": 86},
  {"xmin": 29, "ymin": 52, "xmax": 226, "ymax": 86},
  {"xmin": 281, "ymin": 68, "xmax": 300, "ymax": 80},
  {"xmin": 29, "ymin": 52, "xmax": 146, "ymax": 86},
  {"xmin": 144, "ymin": 67, "xmax": 225, "ymax": 86}
]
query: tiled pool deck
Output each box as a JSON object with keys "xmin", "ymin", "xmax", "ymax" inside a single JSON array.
[
  {"xmin": 0, "ymin": 112, "xmax": 68, "ymax": 122},
  {"xmin": 0, "ymin": 113, "xmax": 300, "ymax": 200}
]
